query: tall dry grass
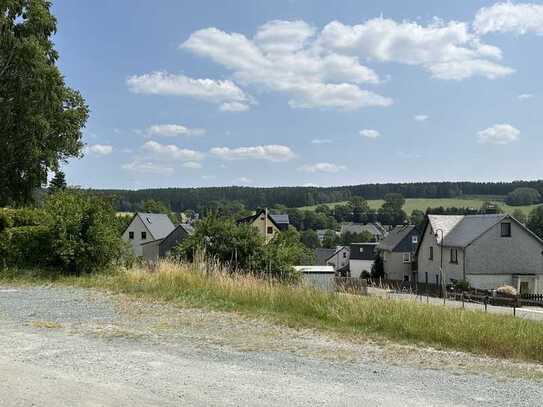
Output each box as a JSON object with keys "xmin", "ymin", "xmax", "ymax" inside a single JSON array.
[{"xmin": 74, "ymin": 259, "xmax": 543, "ymax": 363}]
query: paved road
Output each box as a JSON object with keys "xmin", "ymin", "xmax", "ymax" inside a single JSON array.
[
  {"xmin": 1, "ymin": 285, "xmax": 542, "ymax": 406},
  {"xmin": 367, "ymin": 287, "xmax": 543, "ymax": 321}
]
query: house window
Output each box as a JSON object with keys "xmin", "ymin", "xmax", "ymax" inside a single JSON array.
[
  {"xmin": 267, "ymin": 226, "xmax": 273, "ymax": 234},
  {"xmin": 501, "ymin": 222, "xmax": 511, "ymax": 237},
  {"xmin": 402, "ymin": 253, "xmax": 411, "ymax": 263},
  {"xmin": 429, "ymin": 246, "xmax": 434, "ymax": 260},
  {"xmin": 450, "ymin": 248, "xmax": 458, "ymax": 264},
  {"xmin": 141, "ymin": 231, "xmax": 147, "ymax": 240},
  {"xmin": 128, "ymin": 231, "xmax": 134, "ymax": 240},
  {"xmin": 412, "ymin": 235, "xmax": 418, "ymax": 244},
  {"xmin": 343, "ymin": 252, "xmax": 347, "ymax": 258},
  {"xmin": 359, "ymin": 247, "xmax": 364, "ymax": 253}
]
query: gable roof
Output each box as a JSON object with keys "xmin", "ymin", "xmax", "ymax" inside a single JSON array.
[
  {"xmin": 340, "ymin": 223, "xmax": 384, "ymax": 236},
  {"xmin": 349, "ymin": 243, "xmax": 379, "ymax": 260},
  {"xmin": 236, "ymin": 209, "xmax": 282, "ymax": 230},
  {"xmin": 270, "ymin": 214, "xmax": 289, "ymax": 225},
  {"xmin": 325, "ymin": 245, "xmax": 350, "ymax": 262},
  {"xmin": 378, "ymin": 225, "xmax": 417, "ymax": 252},
  {"xmin": 314, "ymin": 248, "xmax": 336, "ymax": 265},
  {"xmin": 425, "ymin": 214, "xmax": 513, "ymax": 248},
  {"xmin": 136, "ymin": 213, "xmax": 175, "ymax": 240}
]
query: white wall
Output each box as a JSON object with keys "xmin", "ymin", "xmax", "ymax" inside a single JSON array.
[
  {"xmin": 302, "ymin": 273, "xmax": 336, "ymax": 292},
  {"xmin": 122, "ymin": 215, "xmax": 152, "ymax": 257},
  {"xmin": 349, "ymin": 259, "xmax": 374, "ymax": 278}
]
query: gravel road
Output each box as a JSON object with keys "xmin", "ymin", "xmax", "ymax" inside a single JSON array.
[{"xmin": 1, "ymin": 285, "xmax": 542, "ymax": 406}]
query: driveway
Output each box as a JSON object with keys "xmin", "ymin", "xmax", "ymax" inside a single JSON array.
[{"xmin": 0, "ymin": 285, "xmax": 542, "ymax": 406}]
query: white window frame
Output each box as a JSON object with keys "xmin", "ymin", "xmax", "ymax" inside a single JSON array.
[
  {"xmin": 411, "ymin": 235, "xmax": 418, "ymax": 244},
  {"xmin": 402, "ymin": 253, "xmax": 411, "ymax": 263}
]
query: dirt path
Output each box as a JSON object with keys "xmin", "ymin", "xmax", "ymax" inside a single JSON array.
[{"xmin": 1, "ymin": 285, "xmax": 542, "ymax": 406}]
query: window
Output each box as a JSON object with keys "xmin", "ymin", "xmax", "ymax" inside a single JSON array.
[
  {"xmin": 359, "ymin": 247, "xmax": 364, "ymax": 253},
  {"xmin": 412, "ymin": 235, "xmax": 418, "ymax": 244},
  {"xmin": 501, "ymin": 222, "xmax": 511, "ymax": 237},
  {"xmin": 429, "ymin": 246, "xmax": 434, "ymax": 260},
  {"xmin": 343, "ymin": 252, "xmax": 347, "ymax": 258},
  {"xmin": 128, "ymin": 231, "xmax": 134, "ymax": 240},
  {"xmin": 141, "ymin": 231, "xmax": 147, "ymax": 240},
  {"xmin": 267, "ymin": 226, "xmax": 273, "ymax": 234},
  {"xmin": 402, "ymin": 253, "xmax": 411, "ymax": 263},
  {"xmin": 450, "ymin": 248, "xmax": 458, "ymax": 264}
]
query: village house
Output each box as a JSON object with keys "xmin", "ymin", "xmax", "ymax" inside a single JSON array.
[
  {"xmin": 348, "ymin": 242, "xmax": 378, "ymax": 278},
  {"xmin": 378, "ymin": 225, "xmax": 419, "ymax": 282},
  {"xmin": 236, "ymin": 209, "xmax": 288, "ymax": 242},
  {"xmin": 122, "ymin": 213, "xmax": 175, "ymax": 257},
  {"xmin": 339, "ymin": 222, "xmax": 387, "ymax": 241},
  {"xmin": 325, "ymin": 246, "xmax": 350, "ymax": 274},
  {"xmin": 416, "ymin": 214, "xmax": 543, "ymax": 294},
  {"xmin": 141, "ymin": 223, "xmax": 194, "ymax": 262}
]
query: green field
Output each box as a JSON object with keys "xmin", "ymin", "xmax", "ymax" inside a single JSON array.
[{"xmin": 299, "ymin": 196, "xmax": 541, "ymax": 216}]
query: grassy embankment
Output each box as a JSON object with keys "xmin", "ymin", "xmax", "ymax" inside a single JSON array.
[
  {"xmin": 299, "ymin": 196, "xmax": 540, "ymax": 216},
  {"xmin": 2, "ymin": 261, "xmax": 543, "ymax": 363}
]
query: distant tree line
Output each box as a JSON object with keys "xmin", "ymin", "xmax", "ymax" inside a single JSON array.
[{"xmin": 92, "ymin": 181, "xmax": 543, "ymax": 213}]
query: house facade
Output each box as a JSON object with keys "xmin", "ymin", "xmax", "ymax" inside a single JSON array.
[
  {"xmin": 416, "ymin": 214, "xmax": 543, "ymax": 294},
  {"xmin": 236, "ymin": 209, "xmax": 284, "ymax": 243},
  {"xmin": 349, "ymin": 243, "xmax": 378, "ymax": 278},
  {"xmin": 141, "ymin": 223, "xmax": 194, "ymax": 262},
  {"xmin": 122, "ymin": 213, "xmax": 175, "ymax": 257},
  {"xmin": 378, "ymin": 225, "xmax": 419, "ymax": 282},
  {"xmin": 326, "ymin": 246, "xmax": 350, "ymax": 272}
]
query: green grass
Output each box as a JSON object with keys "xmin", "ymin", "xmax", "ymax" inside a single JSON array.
[
  {"xmin": 3, "ymin": 262, "xmax": 543, "ymax": 363},
  {"xmin": 298, "ymin": 196, "xmax": 541, "ymax": 216}
]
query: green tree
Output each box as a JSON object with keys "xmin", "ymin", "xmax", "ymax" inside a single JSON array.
[
  {"xmin": 143, "ymin": 199, "xmax": 171, "ymax": 214},
  {"xmin": 48, "ymin": 171, "xmax": 67, "ymax": 194},
  {"xmin": 527, "ymin": 206, "xmax": 543, "ymax": 239},
  {"xmin": 322, "ymin": 230, "xmax": 339, "ymax": 248},
  {"xmin": 349, "ymin": 196, "xmax": 370, "ymax": 223},
  {"xmin": 44, "ymin": 190, "xmax": 126, "ymax": 274},
  {"xmin": 410, "ymin": 209, "xmax": 425, "ymax": 229},
  {"xmin": 512, "ymin": 208, "xmax": 527, "ymax": 225},
  {"xmin": 506, "ymin": 188, "xmax": 542, "ymax": 206},
  {"xmin": 301, "ymin": 229, "xmax": 320, "ymax": 249},
  {"xmin": 0, "ymin": 1, "xmax": 89, "ymax": 205}
]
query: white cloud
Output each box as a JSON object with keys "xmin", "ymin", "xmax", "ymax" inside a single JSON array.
[
  {"xmin": 298, "ymin": 162, "xmax": 347, "ymax": 173},
  {"xmin": 142, "ymin": 140, "xmax": 204, "ymax": 161},
  {"xmin": 219, "ymin": 101, "xmax": 251, "ymax": 112},
  {"xmin": 477, "ymin": 124, "xmax": 520, "ymax": 144},
  {"xmin": 318, "ymin": 18, "xmax": 513, "ymax": 80},
  {"xmin": 474, "ymin": 2, "xmax": 543, "ymax": 35},
  {"xmin": 181, "ymin": 23, "xmax": 391, "ymax": 110},
  {"xmin": 517, "ymin": 93, "xmax": 534, "ymax": 101},
  {"xmin": 311, "ymin": 138, "xmax": 333, "ymax": 144},
  {"xmin": 210, "ymin": 145, "xmax": 296, "ymax": 161},
  {"xmin": 302, "ymin": 183, "xmax": 319, "ymax": 187},
  {"xmin": 87, "ymin": 144, "xmax": 113, "ymax": 156},
  {"xmin": 414, "ymin": 114, "xmax": 429, "ymax": 122},
  {"xmin": 147, "ymin": 124, "xmax": 205, "ymax": 137},
  {"xmin": 127, "ymin": 71, "xmax": 252, "ymax": 111},
  {"xmin": 360, "ymin": 129, "xmax": 381, "ymax": 139},
  {"xmin": 182, "ymin": 161, "xmax": 203, "ymax": 169},
  {"xmin": 234, "ymin": 177, "xmax": 253, "ymax": 184},
  {"xmin": 121, "ymin": 161, "xmax": 174, "ymax": 176}
]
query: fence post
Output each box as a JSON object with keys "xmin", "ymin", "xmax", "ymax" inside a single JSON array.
[
  {"xmin": 484, "ymin": 296, "xmax": 488, "ymax": 312},
  {"xmin": 461, "ymin": 292, "xmax": 464, "ymax": 309}
]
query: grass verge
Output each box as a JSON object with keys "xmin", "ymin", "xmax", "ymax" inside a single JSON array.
[{"xmin": 2, "ymin": 262, "xmax": 543, "ymax": 363}]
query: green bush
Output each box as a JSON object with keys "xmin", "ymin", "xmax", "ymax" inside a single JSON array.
[
  {"xmin": 44, "ymin": 191, "xmax": 126, "ymax": 274},
  {"xmin": 0, "ymin": 225, "xmax": 50, "ymax": 267}
]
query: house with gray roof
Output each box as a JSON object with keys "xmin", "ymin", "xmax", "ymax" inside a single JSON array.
[
  {"xmin": 339, "ymin": 223, "xmax": 386, "ymax": 241},
  {"xmin": 349, "ymin": 243, "xmax": 378, "ymax": 278},
  {"xmin": 378, "ymin": 225, "xmax": 419, "ymax": 282},
  {"xmin": 141, "ymin": 223, "xmax": 194, "ymax": 262},
  {"xmin": 314, "ymin": 248, "xmax": 336, "ymax": 266},
  {"xmin": 416, "ymin": 214, "xmax": 543, "ymax": 294},
  {"xmin": 122, "ymin": 213, "xmax": 175, "ymax": 257}
]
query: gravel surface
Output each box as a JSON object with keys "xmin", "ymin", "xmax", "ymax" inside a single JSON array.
[{"xmin": 1, "ymin": 285, "xmax": 543, "ymax": 406}]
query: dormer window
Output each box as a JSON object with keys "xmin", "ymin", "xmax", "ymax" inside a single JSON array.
[
  {"xmin": 412, "ymin": 236, "xmax": 418, "ymax": 244},
  {"xmin": 146, "ymin": 217, "xmax": 152, "ymax": 224},
  {"xmin": 501, "ymin": 223, "xmax": 511, "ymax": 237}
]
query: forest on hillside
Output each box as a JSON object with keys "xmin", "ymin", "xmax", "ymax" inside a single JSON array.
[{"xmin": 93, "ymin": 180, "xmax": 543, "ymax": 212}]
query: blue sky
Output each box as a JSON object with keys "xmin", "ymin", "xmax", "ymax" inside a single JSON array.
[{"xmin": 53, "ymin": 1, "xmax": 543, "ymax": 189}]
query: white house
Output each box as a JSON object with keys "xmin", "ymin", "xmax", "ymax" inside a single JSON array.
[
  {"xmin": 416, "ymin": 214, "xmax": 543, "ymax": 294},
  {"xmin": 122, "ymin": 213, "xmax": 175, "ymax": 257},
  {"xmin": 325, "ymin": 246, "xmax": 350, "ymax": 272},
  {"xmin": 348, "ymin": 243, "xmax": 378, "ymax": 278}
]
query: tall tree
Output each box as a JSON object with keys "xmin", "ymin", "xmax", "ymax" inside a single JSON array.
[
  {"xmin": 48, "ymin": 170, "xmax": 67, "ymax": 194},
  {"xmin": 511, "ymin": 208, "xmax": 527, "ymax": 225},
  {"xmin": 527, "ymin": 206, "xmax": 543, "ymax": 239},
  {"xmin": 0, "ymin": 0, "xmax": 89, "ymax": 205}
]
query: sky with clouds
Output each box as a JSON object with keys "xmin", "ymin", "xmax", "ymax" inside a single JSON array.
[{"xmin": 53, "ymin": 1, "xmax": 543, "ymax": 189}]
